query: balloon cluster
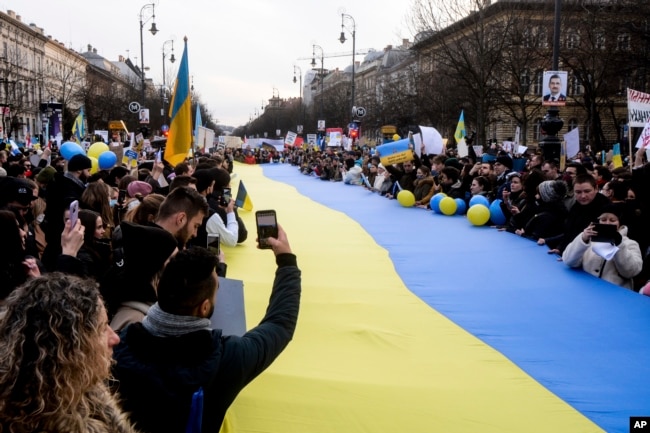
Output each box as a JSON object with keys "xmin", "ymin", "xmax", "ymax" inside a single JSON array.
[
  {"xmin": 397, "ymin": 191, "xmax": 508, "ymax": 227},
  {"xmin": 59, "ymin": 141, "xmax": 117, "ymax": 174}
]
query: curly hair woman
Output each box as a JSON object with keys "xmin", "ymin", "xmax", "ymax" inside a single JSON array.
[{"xmin": 0, "ymin": 273, "xmax": 137, "ymax": 433}]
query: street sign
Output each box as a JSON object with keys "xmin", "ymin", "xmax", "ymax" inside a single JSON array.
[
  {"xmin": 128, "ymin": 101, "xmax": 141, "ymax": 113},
  {"xmin": 354, "ymin": 106, "xmax": 367, "ymax": 118}
]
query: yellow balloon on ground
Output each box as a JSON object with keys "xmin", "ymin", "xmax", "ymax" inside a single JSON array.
[
  {"xmin": 467, "ymin": 204, "xmax": 490, "ymax": 226},
  {"xmin": 87, "ymin": 142, "xmax": 109, "ymax": 159},
  {"xmin": 89, "ymin": 156, "xmax": 99, "ymax": 174},
  {"xmin": 397, "ymin": 190, "xmax": 415, "ymax": 207},
  {"xmin": 439, "ymin": 196, "xmax": 458, "ymax": 215}
]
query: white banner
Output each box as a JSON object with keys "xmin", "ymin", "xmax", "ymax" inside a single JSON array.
[
  {"xmin": 328, "ymin": 131, "xmax": 342, "ymax": 147},
  {"xmin": 418, "ymin": 125, "xmax": 444, "ymax": 155},
  {"xmin": 563, "ymin": 126, "xmax": 580, "ymax": 158},
  {"xmin": 627, "ymin": 88, "xmax": 650, "ymax": 127},
  {"xmin": 284, "ymin": 131, "xmax": 298, "ymax": 146}
]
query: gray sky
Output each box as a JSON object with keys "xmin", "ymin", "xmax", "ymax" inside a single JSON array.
[{"xmin": 3, "ymin": 0, "xmax": 412, "ymax": 128}]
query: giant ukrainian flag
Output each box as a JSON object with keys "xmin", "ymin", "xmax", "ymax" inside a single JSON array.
[
  {"xmin": 220, "ymin": 163, "xmax": 650, "ymax": 433},
  {"xmin": 164, "ymin": 37, "xmax": 192, "ymax": 167}
]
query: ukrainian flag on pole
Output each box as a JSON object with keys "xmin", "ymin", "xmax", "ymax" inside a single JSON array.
[
  {"xmin": 165, "ymin": 37, "xmax": 192, "ymax": 167},
  {"xmin": 71, "ymin": 106, "xmax": 85, "ymax": 143},
  {"xmin": 612, "ymin": 143, "xmax": 623, "ymax": 168},
  {"xmin": 454, "ymin": 110, "xmax": 466, "ymax": 145}
]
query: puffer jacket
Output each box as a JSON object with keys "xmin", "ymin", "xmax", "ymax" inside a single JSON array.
[{"xmin": 562, "ymin": 225, "xmax": 643, "ymax": 290}]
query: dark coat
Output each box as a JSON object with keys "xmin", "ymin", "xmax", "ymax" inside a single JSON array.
[{"xmin": 111, "ymin": 255, "xmax": 301, "ymax": 433}]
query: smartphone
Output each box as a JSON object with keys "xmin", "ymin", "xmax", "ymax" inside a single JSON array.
[
  {"xmin": 256, "ymin": 210, "xmax": 278, "ymax": 249},
  {"xmin": 69, "ymin": 200, "xmax": 79, "ymax": 228},
  {"xmin": 206, "ymin": 233, "xmax": 220, "ymax": 257},
  {"xmin": 592, "ymin": 224, "xmax": 617, "ymax": 243},
  {"xmin": 118, "ymin": 189, "xmax": 127, "ymax": 204},
  {"xmin": 220, "ymin": 187, "xmax": 232, "ymax": 207}
]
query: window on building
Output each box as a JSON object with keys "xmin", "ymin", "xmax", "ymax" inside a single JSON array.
[
  {"xmin": 568, "ymin": 118, "xmax": 579, "ymax": 131},
  {"xmin": 595, "ymin": 31, "xmax": 606, "ymax": 50},
  {"xmin": 536, "ymin": 27, "xmax": 548, "ymax": 48},
  {"xmin": 533, "ymin": 70, "xmax": 543, "ymax": 95},
  {"xmin": 523, "ymin": 27, "xmax": 532, "ymax": 48},
  {"xmin": 533, "ymin": 118, "xmax": 543, "ymax": 141},
  {"xmin": 566, "ymin": 31, "xmax": 580, "ymax": 49},
  {"xmin": 569, "ymin": 75, "xmax": 583, "ymax": 96},
  {"xmin": 617, "ymin": 33, "xmax": 630, "ymax": 51},
  {"xmin": 520, "ymin": 70, "xmax": 531, "ymax": 95}
]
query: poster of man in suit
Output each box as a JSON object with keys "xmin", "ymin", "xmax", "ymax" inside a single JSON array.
[{"xmin": 542, "ymin": 71, "xmax": 568, "ymax": 106}]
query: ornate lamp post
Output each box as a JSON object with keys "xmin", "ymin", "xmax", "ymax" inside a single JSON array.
[
  {"xmin": 161, "ymin": 39, "xmax": 175, "ymax": 124},
  {"xmin": 339, "ymin": 13, "xmax": 356, "ymax": 120},
  {"xmin": 311, "ymin": 44, "xmax": 324, "ymax": 121},
  {"xmin": 539, "ymin": 0, "xmax": 563, "ymax": 162},
  {"xmin": 139, "ymin": 3, "xmax": 158, "ymax": 106},
  {"xmin": 293, "ymin": 65, "xmax": 303, "ymax": 132}
]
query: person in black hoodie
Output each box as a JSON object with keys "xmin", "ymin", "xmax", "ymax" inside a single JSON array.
[{"xmin": 112, "ymin": 227, "xmax": 301, "ymax": 433}]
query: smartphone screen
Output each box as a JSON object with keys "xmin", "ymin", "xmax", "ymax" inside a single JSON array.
[
  {"xmin": 69, "ymin": 200, "xmax": 79, "ymax": 228},
  {"xmin": 220, "ymin": 187, "xmax": 232, "ymax": 207},
  {"xmin": 118, "ymin": 189, "xmax": 127, "ymax": 204},
  {"xmin": 207, "ymin": 234, "xmax": 220, "ymax": 256},
  {"xmin": 256, "ymin": 210, "xmax": 278, "ymax": 249},
  {"xmin": 592, "ymin": 224, "xmax": 617, "ymax": 243}
]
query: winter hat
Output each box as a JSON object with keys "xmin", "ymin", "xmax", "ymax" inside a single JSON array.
[
  {"xmin": 599, "ymin": 202, "xmax": 626, "ymax": 223},
  {"xmin": 36, "ymin": 165, "xmax": 57, "ymax": 184},
  {"xmin": 444, "ymin": 157, "xmax": 463, "ymax": 171},
  {"xmin": 538, "ymin": 180, "xmax": 567, "ymax": 202},
  {"xmin": 4, "ymin": 178, "xmax": 37, "ymax": 206},
  {"xmin": 67, "ymin": 154, "xmax": 92, "ymax": 172},
  {"xmin": 495, "ymin": 155, "xmax": 513, "ymax": 169},
  {"xmin": 120, "ymin": 221, "xmax": 178, "ymax": 280},
  {"xmin": 127, "ymin": 180, "xmax": 153, "ymax": 198}
]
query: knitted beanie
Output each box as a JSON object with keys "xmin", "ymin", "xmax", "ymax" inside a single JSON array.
[{"xmin": 538, "ymin": 180, "xmax": 567, "ymax": 203}]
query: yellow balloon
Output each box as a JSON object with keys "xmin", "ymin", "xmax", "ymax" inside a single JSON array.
[
  {"xmin": 87, "ymin": 142, "xmax": 109, "ymax": 159},
  {"xmin": 467, "ymin": 204, "xmax": 490, "ymax": 226},
  {"xmin": 439, "ymin": 196, "xmax": 458, "ymax": 215},
  {"xmin": 392, "ymin": 134, "xmax": 401, "ymax": 141},
  {"xmin": 89, "ymin": 156, "xmax": 99, "ymax": 174},
  {"xmin": 397, "ymin": 190, "xmax": 415, "ymax": 207}
]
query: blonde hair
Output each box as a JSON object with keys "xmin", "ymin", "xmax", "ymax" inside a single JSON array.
[{"xmin": 0, "ymin": 274, "xmax": 134, "ymax": 432}]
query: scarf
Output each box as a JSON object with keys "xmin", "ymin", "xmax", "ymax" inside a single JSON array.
[{"xmin": 142, "ymin": 302, "xmax": 211, "ymax": 337}]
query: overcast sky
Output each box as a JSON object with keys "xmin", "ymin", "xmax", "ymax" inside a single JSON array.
[{"xmin": 3, "ymin": 0, "xmax": 414, "ymax": 128}]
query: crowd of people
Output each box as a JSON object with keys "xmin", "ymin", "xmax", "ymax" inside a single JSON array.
[
  {"xmin": 0, "ymin": 144, "xmax": 302, "ymax": 432},
  {"xmin": 283, "ymin": 141, "xmax": 650, "ymax": 294}
]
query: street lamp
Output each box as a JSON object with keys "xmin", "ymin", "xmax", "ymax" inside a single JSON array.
[
  {"xmin": 339, "ymin": 13, "xmax": 356, "ymax": 120},
  {"xmin": 161, "ymin": 39, "xmax": 175, "ymax": 124},
  {"xmin": 311, "ymin": 44, "xmax": 324, "ymax": 121},
  {"xmin": 293, "ymin": 65, "xmax": 303, "ymax": 131},
  {"xmin": 538, "ymin": 0, "xmax": 563, "ymax": 162},
  {"xmin": 139, "ymin": 3, "xmax": 158, "ymax": 106}
]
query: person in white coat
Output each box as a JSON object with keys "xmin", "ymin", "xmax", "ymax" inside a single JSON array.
[{"xmin": 562, "ymin": 203, "xmax": 643, "ymax": 290}]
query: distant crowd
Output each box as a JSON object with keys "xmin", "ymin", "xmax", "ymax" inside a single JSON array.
[{"xmin": 283, "ymin": 143, "xmax": 650, "ymax": 294}]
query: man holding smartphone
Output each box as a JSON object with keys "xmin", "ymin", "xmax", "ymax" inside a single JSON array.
[{"xmin": 112, "ymin": 225, "xmax": 301, "ymax": 433}]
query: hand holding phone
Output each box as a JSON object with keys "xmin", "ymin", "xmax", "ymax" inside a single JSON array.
[
  {"xmin": 256, "ymin": 210, "xmax": 278, "ymax": 249},
  {"xmin": 220, "ymin": 187, "xmax": 232, "ymax": 207},
  {"xmin": 68, "ymin": 200, "xmax": 79, "ymax": 228},
  {"xmin": 592, "ymin": 223, "xmax": 618, "ymax": 243},
  {"xmin": 207, "ymin": 233, "xmax": 220, "ymax": 257}
]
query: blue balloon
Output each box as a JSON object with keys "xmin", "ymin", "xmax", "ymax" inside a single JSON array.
[
  {"xmin": 430, "ymin": 193, "xmax": 446, "ymax": 214},
  {"xmin": 469, "ymin": 195, "xmax": 490, "ymax": 208},
  {"xmin": 489, "ymin": 199, "xmax": 507, "ymax": 225},
  {"xmin": 98, "ymin": 151, "xmax": 117, "ymax": 170},
  {"xmin": 454, "ymin": 198, "xmax": 467, "ymax": 215},
  {"xmin": 60, "ymin": 141, "xmax": 85, "ymax": 160}
]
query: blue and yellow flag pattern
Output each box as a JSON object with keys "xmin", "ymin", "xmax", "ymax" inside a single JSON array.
[
  {"xmin": 454, "ymin": 110, "xmax": 465, "ymax": 145},
  {"xmin": 71, "ymin": 106, "xmax": 85, "ymax": 143},
  {"xmin": 164, "ymin": 37, "xmax": 192, "ymax": 167}
]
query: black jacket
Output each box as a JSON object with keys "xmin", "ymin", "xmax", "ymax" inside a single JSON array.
[{"xmin": 111, "ymin": 254, "xmax": 301, "ymax": 433}]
